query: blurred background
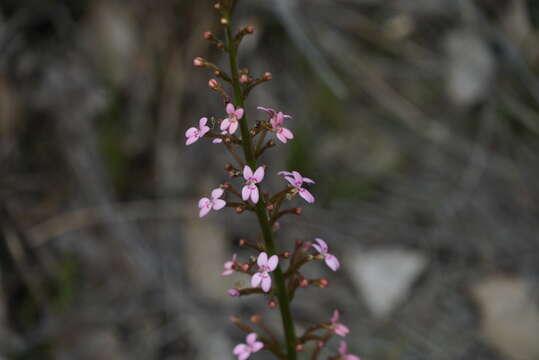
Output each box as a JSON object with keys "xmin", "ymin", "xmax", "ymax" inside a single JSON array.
[{"xmin": 2, "ymin": 0, "xmax": 539, "ymax": 359}]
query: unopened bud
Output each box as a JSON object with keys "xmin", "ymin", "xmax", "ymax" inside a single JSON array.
[
  {"xmin": 209, "ymin": 78, "xmax": 219, "ymax": 89},
  {"xmin": 246, "ymin": 25, "xmax": 255, "ymax": 34},
  {"xmin": 241, "ymin": 263, "xmax": 249, "ymax": 272},
  {"xmin": 299, "ymin": 279, "xmax": 309, "ymax": 288},
  {"xmin": 220, "ymin": 17, "xmax": 228, "ymax": 25},
  {"xmin": 214, "ymin": 70, "xmax": 221, "ymax": 76},
  {"xmin": 214, "ymin": 2, "xmax": 221, "ymax": 9},
  {"xmin": 267, "ymin": 299, "xmax": 277, "ymax": 309},
  {"xmin": 222, "ymin": 182, "xmax": 231, "ymax": 189},
  {"xmin": 294, "ymin": 208, "xmax": 302, "ymax": 215},
  {"xmin": 266, "ymin": 204, "xmax": 275, "ymax": 211},
  {"xmin": 203, "ymin": 31, "xmax": 213, "ymax": 40},
  {"xmin": 193, "ymin": 57, "xmax": 205, "ymax": 67},
  {"xmin": 227, "ymin": 289, "xmax": 240, "ymax": 296},
  {"xmin": 250, "ymin": 314, "xmax": 262, "ymax": 323},
  {"xmin": 239, "ymin": 239, "xmax": 246, "ymax": 246},
  {"xmin": 235, "ymin": 207, "xmax": 244, "ymax": 214},
  {"xmin": 282, "ymin": 251, "xmax": 290, "ymax": 258},
  {"xmin": 225, "ymin": 163, "xmax": 234, "ymax": 170},
  {"xmin": 296, "ymin": 344, "xmax": 304, "ymax": 352},
  {"xmin": 240, "ymin": 74, "xmax": 249, "ymax": 83},
  {"xmin": 272, "ymin": 221, "xmax": 281, "ymax": 231},
  {"xmin": 268, "ymin": 140, "xmax": 275, "ymax": 147},
  {"xmin": 319, "ymin": 278, "xmax": 329, "ymax": 288},
  {"xmin": 263, "ymin": 72, "xmax": 272, "ymax": 81}
]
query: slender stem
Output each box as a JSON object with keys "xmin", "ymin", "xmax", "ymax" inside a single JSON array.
[{"xmin": 225, "ymin": 21, "xmax": 297, "ymax": 360}]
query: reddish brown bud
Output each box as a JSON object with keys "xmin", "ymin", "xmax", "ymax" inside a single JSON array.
[
  {"xmin": 267, "ymin": 299, "xmax": 277, "ymax": 309},
  {"xmin": 299, "ymin": 279, "xmax": 309, "ymax": 288},
  {"xmin": 239, "ymin": 74, "xmax": 249, "ymax": 83},
  {"xmin": 222, "ymin": 182, "xmax": 231, "ymax": 189},
  {"xmin": 295, "ymin": 344, "xmax": 304, "ymax": 352},
  {"xmin": 246, "ymin": 25, "xmax": 255, "ymax": 34},
  {"xmin": 239, "ymin": 239, "xmax": 246, "ymax": 246},
  {"xmin": 319, "ymin": 278, "xmax": 329, "ymax": 288},
  {"xmin": 224, "ymin": 163, "xmax": 234, "ymax": 170},
  {"xmin": 214, "ymin": 2, "xmax": 221, "ymax": 9},
  {"xmin": 241, "ymin": 263, "xmax": 249, "ymax": 272},
  {"xmin": 268, "ymin": 140, "xmax": 276, "ymax": 147},
  {"xmin": 208, "ymin": 78, "xmax": 219, "ymax": 89},
  {"xmin": 263, "ymin": 72, "xmax": 272, "ymax": 81},
  {"xmin": 282, "ymin": 251, "xmax": 290, "ymax": 258},
  {"xmin": 193, "ymin": 57, "xmax": 205, "ymax": 67},
  {"xmin": 235, "ymin": 207, "xmax": 244, "ymax": 214},
  {"xmin": 294, "ymin": 208, "xmax": 303, "ymax": 215},
  {"xmin": 203, "ymin": 31, "xmax": 213, "ymax": 40},
  {"xmin": 214, "ymin": 70, "xmax": 221, "ymax": 76},
  {"xmin": 250, "ymin": 314, "xmax": 262, "ymax": 323},
  {"xmin": 266, "ymin": 204, "xmax": 275, "ymax": 211}
]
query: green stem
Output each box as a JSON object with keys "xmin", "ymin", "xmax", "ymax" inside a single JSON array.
[{"xmin": 225, "ymin": 23, "xmax": 297, "ymax": 360}]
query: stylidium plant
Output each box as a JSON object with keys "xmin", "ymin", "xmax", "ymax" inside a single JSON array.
[{"xmin": 187, "ymin": 1, "xmax": 361, "ymax": 359}]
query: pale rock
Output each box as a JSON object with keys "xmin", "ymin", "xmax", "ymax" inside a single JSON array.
[
  {"xmin": 445, "ymin": 29, "xmax": 495, "ymax": 107},
  {"xmin": 471, "ymin": 275, "xmax": 539, "ymax": 360},
  {"xmin": 349, "ymin": 248, "xmax": 428, "ymax": 319}
]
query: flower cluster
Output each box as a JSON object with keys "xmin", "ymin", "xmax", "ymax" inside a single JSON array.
[{"xmin": 187, "ymin": 1, "xmax": 361, "ymax": 359}]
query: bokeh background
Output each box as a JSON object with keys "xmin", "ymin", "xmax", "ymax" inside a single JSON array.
[{"xmin": 2, "ymin": 0, "xmax": 539, "ymax": 359}]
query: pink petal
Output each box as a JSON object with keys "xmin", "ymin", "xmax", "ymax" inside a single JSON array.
[
  {"xmin": 238, "ymin": 353, "xmax": 250, "ymax": 360},
  {"xmin": 212, "ymin": 138, "xmax": 223, "ymax": 144},
  {"xmin": 222, "ymin": 268, "xmax": 234, "ymax": 276},
  {"xmin": 199, "ymin": 206, "xmax": 211, "ymax": 217},
  {"xmin": 334, "ymin": 323, "xmax": 349, "ymax": 337},
  {"xmin": 339, "ymin": 341, "xmax": 348, "ymax": 356},
  {"xmin": 325, "ymin": 254, "xmax": 340, "ymax": 271},
  {"xmin": 185, "ymin": 136, "xmax": 198, "ymax": 146},
  {"xmin": 221, "ymin": 118, "xmax": 230, "ymax": 131},
  {"xmin": 211, "ymin": 188, "xmax": 224, "ymax": 199},
  {"xmin": 267, "ymin": 255, "xmax": 279, "ymax": 271},
  {"xmin": 331, "ymin": 310, "xmax": 340, "ymax": 323},
  {"xmin": 299, "ymin": 188, "xmax": 315, "ymax": 203},
  {"xmin": 246, "ymin": 333, "xmax": 258, "ymax": 346},
  {"xmin": 199, "ymin": 125, "xmax": 210, "ymax": 137},
  {"xmin": 251, "ymin": 272, "xmax": 262, "ymax": 288},
  {"xmin": 261, "ymin": 276, "xmax": 272, "ymax": 292},
  {"xmin": 242, "ymin": 185, "xmax": 251, "ymax": 201},
  {"xmin": 281, "ymin": 127, "xmax": 294, "ymax": 139},
  {"xmin": 232, "ymin": 254, "xmax": 237, "ymax": 261},
  {"xmin": 250, "ymin": 186, "xmax": 259, "ymax": 204},
  {"xmin": 292, "ymin": 171, "xmax": 303, "ymax": 184},
  {"xmin": 199, "ymin": 117, "xmax": 208, "ymax": 128},
  {"xmin": 253, "ymin": 166, "xmax": 265, "ymax": 182},
  {"xmin": 346, "ymin": 355, "xmax": 360, "ymax": 360},
  {"xmin": 212, "ymin": 199, "xmax": 226, "ymax": 210},
  {"xmin": 302, "ymin": 176, "xmax": 315, "ymax": 184},
  {"xmin": 185, "ymin": 127, "xmax": 197, "ymax": 138},
  {"xmin": 276, "ymin": 132, "xmax": 287, "ymax": 143},
  {"xmin": 257, "ymin": 252, "xmax": 268, "ymax": 267},
  {"xmin": 233, "ymin": 344, "xmax": 248, "ymax": 356},
  {"xmin": 229, "ymin": 120, "xmax": 239, "ymax": 134},
  {"xmin": 314, "ymin": 238, "xmax": 328, "ymax": 253},
  {"xmin": 284, "ymin": 176, "xmax": 296, "ymax": 187},
  {"xmin": 275, "ymin": 112, "xmax": 284, "ymax": 126},
  {"xmin": 243, "ymin": 165, "xmax": 253, "ymax": 180},
  {"xmin": 227, "ymin": 289, "xmax": 240, "ymax": 296},
  {"xmin": 198, "ymin": 197, "xmax": 211, "ymax": 208},
  {"xmin": 226, "ymin": 103, "xmax": 235, "ymax": 115},
  {"xmin": 257, "ymin": 106, "xmax": 275, "ymax": 116},
  {"xmin": 235, "ymin": 108, "xmax": 244, "ymax": 119},
  {"xmin": 312, "ymin": 243, "xmax": 323, "ymax": 254},
  {"xmin": 251, "ymin": 341, "xmax": 263, "ymax": 352},
  {"xmin": 278, "ymin": 171, "xmax": 293, "ymax": 176}
]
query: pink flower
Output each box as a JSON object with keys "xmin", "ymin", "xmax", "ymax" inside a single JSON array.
[
  {"xmin": 213, "ymin": 130, "xmax": 228, "ymax": 144},
  {"xmin": 330, "ymin": 310, "xmax": 349, "ymax": 337},
  {"xmin": 242, "ymin": 165, "xmax": 264, "ymax": 204},
  {"xmin": 227, "ymin": 289, "xmax": 240, "ymax": 297},
  {"xmin": 257, "ymin": 107, "xmax": 294, "ymax": 143},
  {"xmin": 278, "ymin": 170, "xmax": 316, "ymax": 203},
  {"xmin": 198, "ymin": 188, "xmax": 226, "ymax": 217},
  {"xmin": 312, "ymin": 238, "xmax": 340, "ymax": 271},
  {"xmin": 185, "ymin": 117, "xmax": 210, "ymax": 145},
  {"xmin": 251, "ymin": 252, "xmax": 278, "ymax": 292},
  {"xmin": 221, "ymin": 103, "xmax": 244, "ymax": 134},
  {"xmin": 233, "ymin": 333, "xmax": 263, "ymax": 360},
  {"xmin": 222, "ymin": 254, "xmax": 237, "ymax": 276},
  {"xmin": 339, "ymin": 341, "xmax": 360, "ymax": 360}
]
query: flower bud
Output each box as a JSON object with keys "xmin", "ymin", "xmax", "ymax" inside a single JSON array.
[
  {"xmin": 294, "ymin": 207, "xmax": 303, "ymax": 215},
  {"xmin": 214, "ymin": 70, "xmax": 221, "ymax": 76},
  {"xmin": 235, "ymin": 207, "xmax": 244, "ymax": 214},
  {"xmin": 208, "ymin": 78, "xmax": 219, "ymax": 89},
  {"xmin": 241, "ymin": 263, "xmax": 249, "ymax": 272},
  {"xmin": 193, "ymin": 57, "xmax": 205, "ymax": 67},
  {"xmin": 214, "ymin": 2, "xmax": 221, "ymax": 9},
  {"xmin": 319, "ymin": 278, "xmax": 329, "ymax": 288},
  {"xmin": 267, "ymin": 299, "xmax": 277, "ymax": 309},
  {"xmin": 220, "ymin": 17, "xmax": 228, "ymax": 25},
  {"xmin": 246, "ymin": 25, "xmax": 255, "ymax": 34},
  {"xmin": 295, "ymin": 344, "xmax": 304, "ymax": 352},
  {"xmin": 266, "ymin": 204, "xmax": 275, "ymax": 211},
  {"xmin": 239, "ymin": 239, "xmax": 246, "ymax": 246},
  {"xmin": 224, "ymin": 163, "xmax": 234, "ymax": 170},
  {"xmin": 239, "ymin": 74, "xmax": 249, "ymax": 83},
  {"xmin": 282, "ymin": 252, "xmax": 290, "ymax": 258},
  {"xmin": 263, "ymin": 72, "xmax": 272, "ymax": 81},
  {"xmin": 299, "ymin": 279, "xmax": 309, "ymax": 288},
  {"xmin": 227, "ymin": 289, "xmax": 240, "ymax": 296},
  {"xmin": 203, "ymin": 31, "xmax": 213, "ymax": 40},
  {"xmin": 250, "ymin": 314, "xmax": 262, "ymax": 323}
]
